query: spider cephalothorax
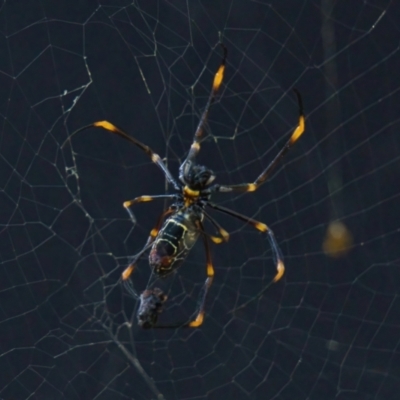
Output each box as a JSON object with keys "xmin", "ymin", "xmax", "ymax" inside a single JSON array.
[
  {"xmin": 179, "ymin": 162, "xmax": 216, "ymax": 190},
  {"xmin": 68, "ymin": 43, "xmax": 305, "ymax": 328}
]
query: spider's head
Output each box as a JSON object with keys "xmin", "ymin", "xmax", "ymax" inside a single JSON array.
[{"xmin": 179, "ymin": 162, "xmax": 215, "ymax": 190}]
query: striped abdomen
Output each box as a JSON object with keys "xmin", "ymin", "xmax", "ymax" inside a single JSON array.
[{"xmin": 149, "ymin": 210, "xmax": 201, "ymax": 276}]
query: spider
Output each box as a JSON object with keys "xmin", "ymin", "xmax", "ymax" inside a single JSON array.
[{"xmin": 69, "ymin": 44, "xmax": 305, "ymax": 329}]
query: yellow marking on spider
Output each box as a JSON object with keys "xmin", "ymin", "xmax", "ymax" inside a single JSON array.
[
  {"xmin": 183, "ymin": 186, "xmax": 200, "ymax": 197},
  {"xmin": 247, "ymin": 183, "xmax": 257, "ymax": 192},
  {"xmin": 169, "ymin": 219, "xmax": 188, "ymax": 232},
  {"xmin": 123, "ymin": 196, "xmax": 153, "ymax": 208},
  {"xmin": 210, "ymin": 235, "xmax": 223, "ymax": 244},
  {"xmin": 273, "ymin": 260, "xmax": 285, "ymax": 282},
  {"xmin": 122, "ymin": 264, "xmax": 134, "ymax": 281},
  {"xmin": 150, "ymin": 228, "xmax": 159, "ymax": 238},
  {"xmin": 213, "ymin": 64, "xmax": 225, "ymax": 90},
  {"xmin": 219, "ymin": 228, "xmax": 229, "ymax": 241},
  {"xmin": 207, "ymin": 262, "xmax": 215, "ymax": 277},
  {"xmin": 183, "ymin": 186, "xmax": 200, "ymax": 206},
  {"xmin": 254, "ymin": 221, "xmax": 268, "ymax": 233},
  {"xmin": 290, "ymin": 115, "xmax": 305, "ymax": 144},
  {"xmin": 158, "ymin": 238, "xmax": 177, "ymax": 254},
  {"xmin": 140, "ymin": 196, "xmax": 154, "ymax": 202},
  {"xmin": 94, "ymin": 120, "xmax": 117, "ymax": 132},
  {"xmin": 191, "ymin": 142, "xmax": 200, "ymax": 151},
  {"xmin": 151, "ymin": 153, "xmax": 161, "ymax": 163},
  {"xmin": 189, "ymin": 311, "xmax": 204, "ymax": 328}
]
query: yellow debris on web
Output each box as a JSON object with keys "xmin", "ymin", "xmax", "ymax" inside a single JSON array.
[{"xmin": 322, "ymin": 221, "xmax": 353, "ymax": 257}]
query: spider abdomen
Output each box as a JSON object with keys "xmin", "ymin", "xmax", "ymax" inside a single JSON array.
[{"xmin": 149, "ymin": 210, "xmax": 201, "ymax": 276}]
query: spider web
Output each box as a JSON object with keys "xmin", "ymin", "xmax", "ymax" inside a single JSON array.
[{"xmin": 1, "ymin": 0, "xmax": 399, "ymax": 399}]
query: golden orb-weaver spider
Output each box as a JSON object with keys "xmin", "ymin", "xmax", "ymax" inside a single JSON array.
[{"xmin": 68, "ymin": 44, "xmax": 305, "ymax": 328}]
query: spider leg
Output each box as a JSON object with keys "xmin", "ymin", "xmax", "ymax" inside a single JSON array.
[
  {"xmin": 64, "ymin": 121, "xmax": 180, "ymax": 190},
  {"xmin": 122, "ymin": 208, "xmax": 174, "ymax": 297},
  {"xmin": 123, "ymin": 194, "xmax": 176, "ymax": 224},
  {"xmin": 179, "ymin": 43, "xmax": 227, "ymax": 177},
  {"xmin": 206, "ymin": 202, "xmax": 284, "ymax": 282},
  {"xmin": 122, "ymin": 242, "xmax": 154, "ymax": 299},
  {"xmin": 187, "ymin": 221, "xmax": 214, "ymax": 328},
  {"xmin": 203, "ymin": 209, "xmax": 230, "ymax": 244},
  {"xmin": 206, "ymin": 90, "xmax": 305, "ymax": 195}
]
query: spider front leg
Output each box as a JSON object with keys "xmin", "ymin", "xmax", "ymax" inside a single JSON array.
[
  {"xmin": 64, "ymin": 120, "xmax": 181, "ymax": 190},
  {"xmin": 179, "ymin": 43, "xmax": 227, "ymax": 179}
]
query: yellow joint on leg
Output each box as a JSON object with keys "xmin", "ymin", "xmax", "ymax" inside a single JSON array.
[
  {"xmin": 150, "ymin": 228, "xmax": 159, "ymax": 238},
  {"xmin": 247, "ymin": 183, "xmax": 257, "ymax": 192},
  {"xmin": 94, "ymin": 120, "xmax": 117, "ymax": 132},
  {"xmin": 212, "ymin": 65, "xmax": 225, "ymax": 90},
  {"xmin": 191, "ymin": 142, "xmax": 200, "ymax": 152},
  {"xmin": 151, "ymin": 153, "xmax": 161, "ymax": 163},
  {"xmin": 189, "ymin": 311, "xmax": 204, "ymax": 328},
  {"xmin": 254, "ymin": 221, "xmax": 268, "ymax": 233},
  {"xmin": 219, "ymin": 228, "xmax": 229, "ymax": 241},
  {"xmin": 290, "ymin": 115, "xmax": 305, "ymax": 144},
  {"xmin": 136, "ymin": 196, "xmax": 153, "ymax": 204},
  {"xmin": 207, "ymin": 263, "xmax": 215, "ymax": 277},
  {"xmin": 122, "ymin": 264, "xmax": 134, "ymax": 281},
  {"xmin": 123, "ymin": 196, "xmax": 153, "ymax": 208},
  {"xmin": 273, "ymin": 260, "xmax": 285, "ymax": 282},
  {"xmin": 210, "ymin": 235, "xmax": 223, "ymax": 244}
]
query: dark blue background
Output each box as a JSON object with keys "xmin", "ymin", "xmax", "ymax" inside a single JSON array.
[{"xmin": 0, "ymin": 1, "xmax": 399, "ymax": 399}]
